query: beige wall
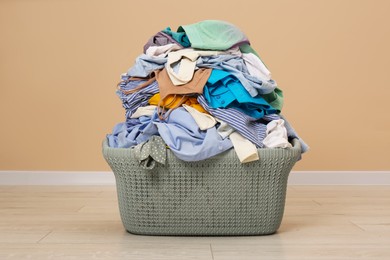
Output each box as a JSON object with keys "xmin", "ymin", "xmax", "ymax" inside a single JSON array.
[{"xmin": 1, "ymin": 0, "xmax": 389, "ymax": 171}]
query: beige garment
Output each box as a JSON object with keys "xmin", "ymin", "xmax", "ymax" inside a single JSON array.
[
  {"xmin": 130, "ymin": 105, "xmax": 157, "ymax": 118},
  {"xmin": 155, "ymin": 67, "xmax": 212, "ymax": 100},
  {"xmin": 229, "ymin": 132, "xmax": 259, "ymax": 163},
  {"xmin": 215, "ymin": 119, "xmax": 259, "ymax": 163},
  {"xmin": 216, "ymin": 120, "xmax": 235, "ymax": 139},
  {"xmin": 145, "ymin": 43, "xmax": 182, "ymax": 58},
  {"xmin": 182, "ymin": 104, "xmax": 217, "ymax": 130},
  {"xmin": 165, "ymin": 47, "xmax": 241, "ymax": 85}
]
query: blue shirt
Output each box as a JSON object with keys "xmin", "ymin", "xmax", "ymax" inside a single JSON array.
[
  {"xmin": 107, "ymin": 116, "xmax": 158, "ymax": 149},
  {"xmin": 203, "ymin": 69, "xmax": 277, "ymax": 119},
  {"xmin": 127, "ymin": 54, "xmax": 166, "ymax": 78},
  {"xmin": 107, "ymin": 107, "xmax": 234, "ymax": 161},
  {"xmin": 197, "ymin": 55, "xmax": 278, "ymax": 98},
  {"xmin": 154, "ymin": 107, "xmax": 233, "ymax": 161}
]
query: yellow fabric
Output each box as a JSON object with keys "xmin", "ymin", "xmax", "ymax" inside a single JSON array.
[{"xmin": 149, "ymin": 93, "xmax": 207, "ymax": 113}]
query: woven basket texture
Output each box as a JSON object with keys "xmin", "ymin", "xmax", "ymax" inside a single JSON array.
[{"xmin": 103, "ymin": 138, "xmax": 301, "ymax": 236}]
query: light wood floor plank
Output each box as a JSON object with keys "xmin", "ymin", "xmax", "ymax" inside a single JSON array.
[
  {"xmin": 0, "ymin": 185, "xmax": 389, "ymax": 259},
  {"xmin": 0, "ymin": 243, "xmax": 213, "ymax": 260}
]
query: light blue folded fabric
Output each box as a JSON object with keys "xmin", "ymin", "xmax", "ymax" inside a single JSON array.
[
  {"xmin": 154, "ymin": 107, "xmax": 233, "ymax": 161},
  {"xmin": 127, "ymin": 54, "xmax": 166, "ymax": 78},
  {"xmin": 107, "ymin": 116, "xmax": 159, "ymax": 149}
]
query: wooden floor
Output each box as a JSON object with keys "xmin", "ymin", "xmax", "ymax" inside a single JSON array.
[{"xmin": 0, "ymin": 186, "xmax": 389, "ymax": 259}]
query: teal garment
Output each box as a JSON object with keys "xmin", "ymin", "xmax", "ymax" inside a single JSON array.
[
  {"xmin": 177, "ymin": 20, "xmax": 249, "ymax": 50},
  {"xmin": 162, "ymin": 27, "xmax": 191, "ymax": 48},
  {"xmin": 203, "ymin": 69, "xmax": 277, "ymax": 119}
]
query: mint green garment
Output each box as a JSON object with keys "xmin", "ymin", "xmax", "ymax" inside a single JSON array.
[{"xmin": 177, "ymin": 20, "xmax": 249, "ymax": 50}]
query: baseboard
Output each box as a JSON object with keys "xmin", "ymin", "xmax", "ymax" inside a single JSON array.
[
  {"xmin": 0, "ymin": 171, "xmax": 116, "ymax": 185},
  {"xmin": 0, "ymin": 171, "xmax": 389, "ymax": 185},
  {"xmin": 289, "ymin": 171, "xmax": 390, "ymax": 185}
]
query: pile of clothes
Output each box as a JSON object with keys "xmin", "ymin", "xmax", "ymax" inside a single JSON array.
[{"xmin": 107, "ymin": 20, "xmax": 308, "ymax": 169}]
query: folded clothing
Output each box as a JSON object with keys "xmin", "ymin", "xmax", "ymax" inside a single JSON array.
[
  {"xmin": 177, "ymin": 20, "xmax": 249, "ymax": 50},
  {"xmin": 203, "ymin": 69, "xmax": 277, "ymax": 119}
]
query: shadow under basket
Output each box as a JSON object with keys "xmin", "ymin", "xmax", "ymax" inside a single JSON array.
[{"xmin": 102, "ymin": 138, "xmax": 301, "ymax": 236}]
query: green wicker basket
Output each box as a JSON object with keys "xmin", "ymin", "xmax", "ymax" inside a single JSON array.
[{"xmin": 102, "ymin": 138, "xmax": 301, "ymax": 236}]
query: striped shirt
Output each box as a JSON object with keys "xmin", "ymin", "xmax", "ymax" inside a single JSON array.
[
  {"xmin": 116, "ymin": 74, "xmax": 159, "ymax": 119},
  {"xmin": 197, "ymin": 95, "xmax": 308, "ymax": 153},
  {"xmin": 197, "ymin": 95, "xmax": 278, "ymax": 148}
]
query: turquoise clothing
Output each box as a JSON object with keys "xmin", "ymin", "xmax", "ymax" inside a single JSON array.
[
  {"xmin": 178, "ymin": 20, "xmax": 249, "ymax": 50},
  {"xmin": 162, "ymin": 27, "xmax": 191, "ymax": 48},
  {"xmin": 203, "ymin": 69, "xmax": 277, "ymax": 119}
]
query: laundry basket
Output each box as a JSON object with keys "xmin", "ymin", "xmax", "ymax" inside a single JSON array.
[{"xmin": 102, "ymin": 138, "xmax": 301, "ymax": 236}]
